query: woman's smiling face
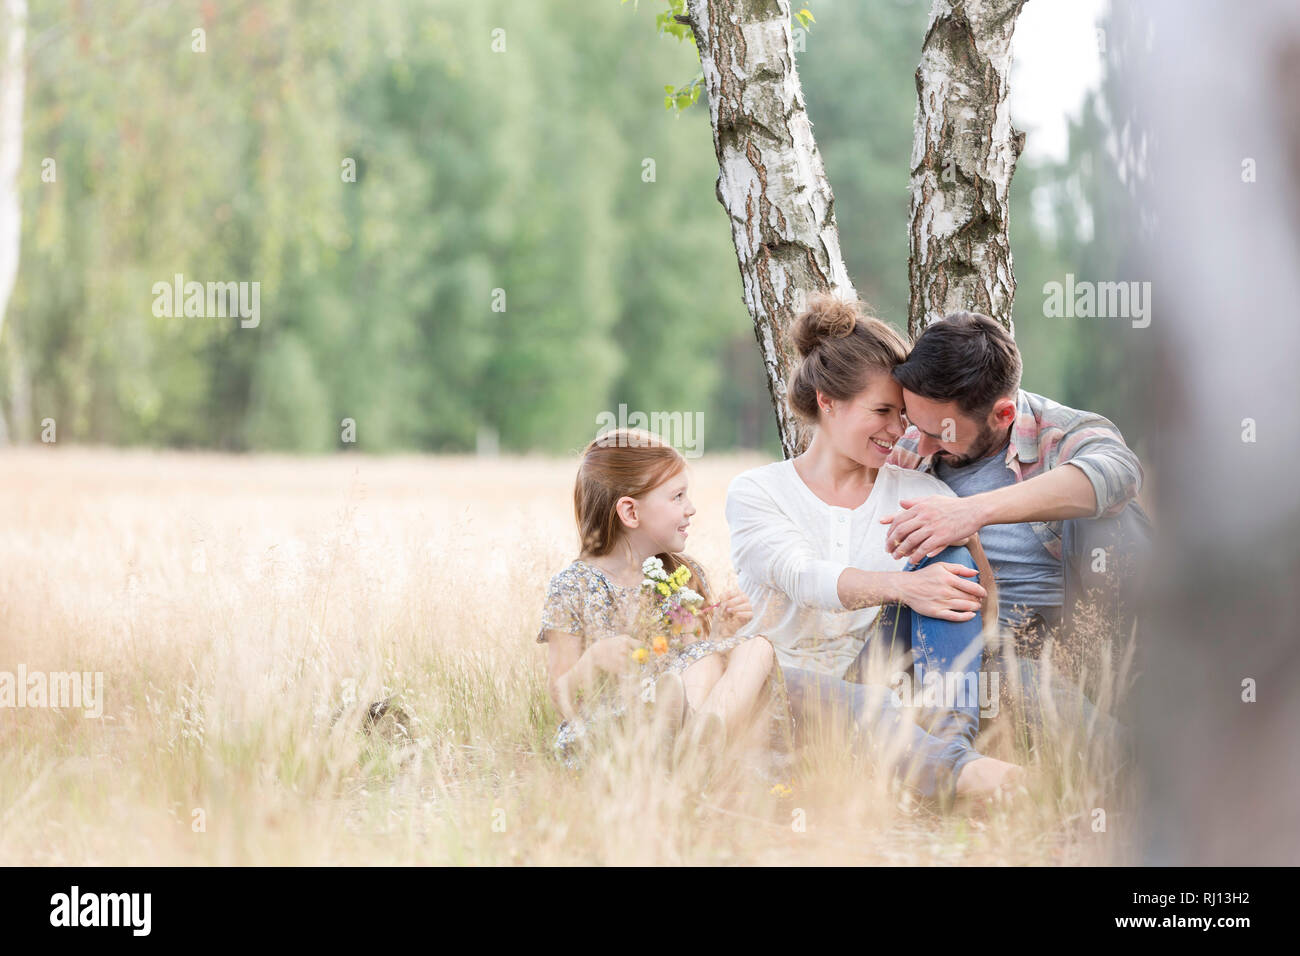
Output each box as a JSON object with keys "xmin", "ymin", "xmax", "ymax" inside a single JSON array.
[{"xmin": 818, "ymin": 370, "xmax": 908, "ymax": 468}]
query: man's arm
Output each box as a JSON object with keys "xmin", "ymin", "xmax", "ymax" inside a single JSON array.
[
  {"xmin": 973, "ymin": 461, "xmax": 1097, "ymax": 524},
  {"xmin": 884, "ymin": 400, "xmax": 1144, "ymax": 560},
  {"xmin": 882, "ymin": 464, "xmax": 1097, "ymax": 562},
  {"xmin": 1054, "ymin": 420, "xmax": 1144, "ymax": 520}
]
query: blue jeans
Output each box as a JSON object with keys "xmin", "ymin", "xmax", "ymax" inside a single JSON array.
[{"xmin": 782, "ymin": 546, "xmax": 986, "ymax": 806}]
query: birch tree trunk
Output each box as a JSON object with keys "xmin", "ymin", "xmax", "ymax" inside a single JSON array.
[
  {"xmin": 908, "ymin": 0, "xmax": 1025, "ymax": 336},
  {"xmin": 0, "ymin": 0, "xmax": 26, "ymax": 445},
  {"xmin": 685, "ymin": 0, "xmax": 855, "ymax": 459}
]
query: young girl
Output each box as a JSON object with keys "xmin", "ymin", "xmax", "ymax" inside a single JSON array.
[{"xmin": 536, "ymin": 428, "xmax": 793, "ymax": 774}]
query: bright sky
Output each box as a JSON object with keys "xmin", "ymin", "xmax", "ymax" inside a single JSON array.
[{"xmin": 1009, "ymin": 0, "xmax": 1107, "ymax": 164}]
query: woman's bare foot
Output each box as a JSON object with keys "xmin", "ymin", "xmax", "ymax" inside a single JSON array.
[{"xmin": 954, "ymin": 756, "xmax": 1024, "ymax": 800}]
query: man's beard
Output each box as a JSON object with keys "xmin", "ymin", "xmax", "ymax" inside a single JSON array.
[{"xmin": 935, "ymin": 420, "xmax": 1010, "ymax": 469}]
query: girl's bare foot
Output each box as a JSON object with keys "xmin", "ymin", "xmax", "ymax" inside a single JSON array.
[{"xmin": 954, "ymin": 756, "xmax": 1024, "ymax": 800}]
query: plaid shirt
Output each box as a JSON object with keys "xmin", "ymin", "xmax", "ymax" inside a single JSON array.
[{"xmin": 887, "ymin": 389, "xmax": 1144, "ymax": 562}]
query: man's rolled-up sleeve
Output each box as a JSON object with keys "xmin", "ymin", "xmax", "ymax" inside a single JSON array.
[
  {"xmin": 725, "ymin": 475, "xmax": 847, "ymax": 611},
  {"xmin": 1055, "ymin": 417, "xmax": 1144, "ymax": 519}
]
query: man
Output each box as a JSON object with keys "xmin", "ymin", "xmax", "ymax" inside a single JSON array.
[{"xmin": 882, "ymin": 311, "xmax": 1151, "ymax": 746}]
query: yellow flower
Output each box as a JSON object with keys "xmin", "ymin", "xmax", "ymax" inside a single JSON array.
[
  {"xmin": 632, "ymin": 647, "xmax": 649, "ymax": 664},
  {"xmin": 769, "ymin": 783, "xmax": 794, "ymax": 798},
  {"xmin": 657, "ymin": 582, "xmax": 671, "ymax": 596},
  {"xmin": 651, "ymin": 634, "xmax": 669, "ymax": 655}
]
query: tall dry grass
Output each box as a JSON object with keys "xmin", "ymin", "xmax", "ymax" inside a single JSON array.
[{"xmin": 0, "ymin": 447, "xmax": 1136, "ymax": 864}]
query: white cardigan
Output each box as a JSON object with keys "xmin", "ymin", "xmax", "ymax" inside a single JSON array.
[{"xmin": 724, "ymin": 459, "xmax": 957, "ymax": 679}]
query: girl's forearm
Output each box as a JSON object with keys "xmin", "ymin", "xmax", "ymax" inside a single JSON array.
[
  {"xmin": 552, "ymin": 663, "xmax": 587, "ymax": 721},
  {"xmin": 549, "ymin": 654, "xmax": 586, "ymax": 720},
  {"xmin": 551, "ymin": 636, "xmax": 621, "ymax": 718}
]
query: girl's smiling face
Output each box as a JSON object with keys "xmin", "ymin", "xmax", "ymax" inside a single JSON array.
[{"xmin": 629, "ymin": 467, "xmax": 696, "ymax": 553}]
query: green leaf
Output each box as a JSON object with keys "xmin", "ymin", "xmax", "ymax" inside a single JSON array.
[{"xmin": 662, "ymin": 71, "xmax": 705, "ymax": 114}]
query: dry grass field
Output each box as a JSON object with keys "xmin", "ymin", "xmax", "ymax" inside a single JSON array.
[{"xmin": 0, "ymin": 446, "xmax": 1135, "ymax": 865}]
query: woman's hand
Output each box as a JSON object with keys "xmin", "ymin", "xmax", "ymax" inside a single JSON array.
[
  {"xmin": 711, "ymin": 589, "xmax": 753, "ymax": 639},
  {"xmin": 897, "ymin": 563, "xmax": 987, "ymax": 622}
]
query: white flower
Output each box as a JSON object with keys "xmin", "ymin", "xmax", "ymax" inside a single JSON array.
[
  {"xmin": 677, "ymin": 587, "xmax": 703, "ymax": 605},
  {"xmin": 641, "ymin": 555, "xmax": 669, "ymax": 582}
]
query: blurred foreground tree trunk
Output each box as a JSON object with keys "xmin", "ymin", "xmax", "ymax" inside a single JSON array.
[
  {"xmin": 1129, "ymin": 0, "xmax": 1300, "ymax": 865},
  {"xmin": 0, "ymin": 0, "xmax": 25, "ymax": 445},
  {"xmin": 908, "ymin": 0, "xmax": 1026, "ymax": 336}
]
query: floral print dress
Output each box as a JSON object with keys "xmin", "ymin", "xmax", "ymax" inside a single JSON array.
[{"xmin": 536, "ymin": 555, "xmax": 795, "ymax": 777}]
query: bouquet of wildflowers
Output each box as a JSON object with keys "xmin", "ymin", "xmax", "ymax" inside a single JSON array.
[{"xmin": 632, "ymin": 556, "xmax": 712, "ymax": 662}]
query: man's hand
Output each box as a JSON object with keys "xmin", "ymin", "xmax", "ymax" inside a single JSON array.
[{"xmin": 880, "ymin": 495, "xmax": 983, "ymax": 563}]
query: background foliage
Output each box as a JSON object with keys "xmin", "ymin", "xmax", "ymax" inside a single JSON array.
[{"xmin": 1, "ymin": 0, "xmax": 1140, "ymax": 457}]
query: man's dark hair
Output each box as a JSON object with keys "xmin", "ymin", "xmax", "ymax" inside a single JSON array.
[{"xmin": 891, "ymin": 311, "xmax": 1022, "ymax": 417}]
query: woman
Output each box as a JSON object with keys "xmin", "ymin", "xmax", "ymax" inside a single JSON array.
[{"xmin": 724, "ymin": 294, "xmax": 1022, "ymax": 807}]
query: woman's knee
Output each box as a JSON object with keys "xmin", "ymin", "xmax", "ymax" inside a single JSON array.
[{"xmin": 916, "ymin": 544, "xmax": 976, "ymax": 572}]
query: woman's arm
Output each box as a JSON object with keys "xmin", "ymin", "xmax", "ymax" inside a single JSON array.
[
  {"xmin": 834, "ymin": 568, "xmax": 910, "ymax": 611},
  {"xmin": 726, "ymin": 472, "xmax": 983, "ymax": 619},
  {"xmin": 836, "ymin": 559, "xmax": 988, "ymax": 623},
  {"xmin": 725, "ymin": 474, "xmax": 859, "ymax": 611}
]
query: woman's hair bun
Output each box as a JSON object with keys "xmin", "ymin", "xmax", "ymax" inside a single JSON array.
[{"xmin": 792, "ymin": 293, "xmax": 860, "ymax": 358}]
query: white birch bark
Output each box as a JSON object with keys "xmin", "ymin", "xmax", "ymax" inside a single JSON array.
[
  {"xmin": 685, "ymin": 0, "xmax": 855, "ymax": 459},
  {"xmin": 908, "ymin": 0, "xmax": 1025, "ymax": 336},
  {"xmin": 0, "ymin": 0, "xmax": 26, "ymax": 445}
]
